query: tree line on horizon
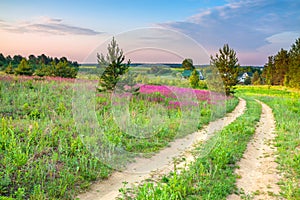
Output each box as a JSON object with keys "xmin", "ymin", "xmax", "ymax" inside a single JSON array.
[
  {"xmin": 0, "ymin": 53, "xmax": 79, "ymax": 78},
  {"xmin": 261, "ymin": 37, "xmax": 300, "ymax": 88},
  {"xmin": 96, "ymin": 37, "xmax": 300, "ymax": 96}
]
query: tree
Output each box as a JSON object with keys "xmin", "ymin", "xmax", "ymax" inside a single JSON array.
[
  {"xmin": 287, "ymin": 37, "xmax": 300, "ymax": 88},
  {"xmin": 262, "ymin": 56, "xmax": 275, "ymax": 85},
  {"xmin": 97, "ymin": 37, "xmax": 131, "ymax": 91},
  {"xmin": 189, "ymin": 69, "xmax": 199, "ymax": 88},
  {"xmin": 28, "ymin": 54, "xmax": 38, "ymax": 70},
  {"xmin": 244, "ymin": 76, "xmax": 251, "ymax": 85},
  {"xmin": 0, "ymin": 53, "xmax": 6, "ymax": 69},
  {"xmin": 4, "ymin": 62, "xmax": 14, "ymax": 74},
  {"xmin": 12, "ymin": 55, "xmax": 23, "ymax": 68},
  {"xmin": 210, "ymin": 44, "xmax": 239, "ymax": 95},
  {"xmin": 14, "ymin": 58, "xmax": 33, "ymax": 76},
  {"xmin": 53, "ymin": 60, "xmax": 78, "ymax": 78},
  {"xmin": 251, "ymin": 71, "xmax": 261, "ymax": 85},
  {"xmin": 273, "ymin": 48, "xmax": 289, "ymax": 85},
  {"xmin": 182, "ymin": 58, "xmax": 194, "ymax": 70}
]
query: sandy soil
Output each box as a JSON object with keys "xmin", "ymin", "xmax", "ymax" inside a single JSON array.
[
  {"xmin": 227, "ymin": 100, "xmax": 282, "ymax": 200},
  {"xmin": 77, "ymin": 98, "xmax": 246, "ymax": 200}
]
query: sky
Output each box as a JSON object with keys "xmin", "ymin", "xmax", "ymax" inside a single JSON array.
[{"xmin": 0, "ymin": 0, "xmax": 299, "ymax": 65}]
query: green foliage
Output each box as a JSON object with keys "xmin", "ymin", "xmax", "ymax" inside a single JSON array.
[
  {"xmin": 243, "ymin": 76, "xmax": 251, "ymax": 85},
  {"xmin": 14, "ymin": 58, "xmax": 33, "ymax": 76},
  {"xmin": 262, "ymin": 37, "xmax": 300, "ymax": 88},
  {"xmin": 53, "ymin": 61, "xmax": 78, "ymax": 78},
  {"xmin": 182, "ymin": 59, "xmax": 194, "ymax": 71},
  {"xmin": 0, "ymin": 53, "xmax": 79, "ymax": 78},
  {"xmin": 198, "ymin": 80, "xmax": 208, "ymax": 89},
  {"xmin": 4, "ymin": 63, "xmax": 14, "ymax": 75},
  {"xmin": 286, "ymin": 38, "xmax": 300, "ymax": 88},
  {"xmin": 189, "ymin": 69, "xmax": 199, "ymax": 88},
  {"xmin": 97, "ymin": 37, "xmax": 130, "ymax": 91},
  {"xmin": 251, "ymin": 71, "xmax": 261, "ymax": 85},
  {"xmin": 210, "ymin": 44, "xmax": 239, "ymax": 95}
]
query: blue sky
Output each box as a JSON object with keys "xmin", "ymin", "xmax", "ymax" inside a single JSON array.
[{"xmin": 0, "ymin": 0, "xmax": 299, "ymax": 65}]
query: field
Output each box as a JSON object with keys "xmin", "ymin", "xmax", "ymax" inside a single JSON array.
[
  {"xmin": 0, "ymin": 71, "xmax": 299, "ymax": 199},
  {"xmin": 0, "ymin": 72, "xmax": 236, "ymax": 199}
]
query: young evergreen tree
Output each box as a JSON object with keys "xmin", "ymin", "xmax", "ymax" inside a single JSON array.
[
  {"xmin": 189, "ymin": 69, "xmax": 199, "ymax": 88},
  {"xmin": 14, "ymin": 58, "xmax": 33, "ymax": 76},
  {"xmin": 210, "ymin": 44, "xmax": 239, "ymax": 95},
  {"xmin": 251, "ymin": 71, "xmax": 261, "ymax": 85},
  {"xmin": 4, "ymin": 62, "xmax": 14, "ymax": 74},
  {"xmin": 97, "ymin": 37, "xmax": 130, "ymax": 91}
]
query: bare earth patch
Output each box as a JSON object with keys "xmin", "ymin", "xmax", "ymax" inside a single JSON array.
[
  {"xmin": 227, "ymin": 100, "xmax": 282, "ymax": 200},
  {"xmin": 77, "ymin": 98, "xmax": 246, "ymax": 200}
]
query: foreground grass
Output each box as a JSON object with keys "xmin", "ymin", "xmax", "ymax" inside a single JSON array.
[
  {"xmin": 119, "ymin": 98, "xmax": 261, "ymax": 199},
  {"xmin": 0, "ymin": 75, "xmax": 238, "ymax": 199},
  {"xmin": 236, "ymin": 86, "xmax": 300, "ymax": 199}
]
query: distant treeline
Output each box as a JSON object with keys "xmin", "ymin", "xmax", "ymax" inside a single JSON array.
[
  {"xmin": 0, "ymin": 53, "xmax": 79, "ymax": 78},
  {"xmin": 261, "ymin": 37, "xmax": 300, "ymax": 88}
]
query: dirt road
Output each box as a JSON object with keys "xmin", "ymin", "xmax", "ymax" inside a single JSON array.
[
  {"xmin": 227, "ymin": 100, "xmax": 282, "ymax": 200},
  {"xmin": 77, "ymin": 98, "xmax": 246, "ymax": 200}
]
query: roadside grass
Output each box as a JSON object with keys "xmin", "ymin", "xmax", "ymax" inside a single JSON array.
[
  {"xmin": 236, "ymin": 86, "xmax": 300, "ymax": 199},
  {"xmin": 118, "ymin": 98, "xmax": 261, "ymax": 200},
  {"xmin": 0, "ymin": 74, "xmax": 238, "ymax": 199}
]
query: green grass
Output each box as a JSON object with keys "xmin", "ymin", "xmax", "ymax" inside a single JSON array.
[
  {"xmin": 119, "ymin": 98, "xmax": 261, "ymax": 200},
  {"xmin": 0, "ymin": 74, "xmax": 238, "ymax": 199},
  {"xmin": 236, "ymin": 86, "xmax": 300, "ymax": 199}
]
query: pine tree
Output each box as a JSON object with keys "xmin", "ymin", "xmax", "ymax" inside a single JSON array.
[
  {"xmin": 273, "ymin": 48, "xmax": 289, "ymax": 85},
  {"xmin": 262, "ymin": 56, "xmax": 274, "ymax": 85},
  {"xmin": 210, "ymin": 44, "xmax": 239, "ymax": 95},
  {"xmin": 251, "ymin": 71, "xmax": 261, "ymax": 85},
  {"xmin": 189, "ymin": 69, "xmax": 199, "ymax": 88},
  {"xmin": 14, "ymin": 58, "xmax": 33, "ymax": 76},
  {"xmin": 97, "ymin": 37, "xmax": 130, "ymax": 91},
  {"xmin": 287, "ymin": 38, "xmax": 300, "ymax": 88},
  {"xmin": 4, "ymin": 62, "xmax": 14, "ymax": 74}
]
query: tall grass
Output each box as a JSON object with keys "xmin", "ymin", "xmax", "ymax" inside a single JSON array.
[{"xmin": 0, "ymin": 74, "xmax": 238, "ymax": 199}]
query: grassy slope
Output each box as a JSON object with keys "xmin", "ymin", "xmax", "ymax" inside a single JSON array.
[{"xmin": 0, "ymin": 75, "xmax": 237, "ymax": 200}]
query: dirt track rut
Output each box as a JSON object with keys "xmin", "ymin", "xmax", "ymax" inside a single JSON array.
[{"xmin": 227, "ymin": 100, "xmax": 282, "ymax": 200}]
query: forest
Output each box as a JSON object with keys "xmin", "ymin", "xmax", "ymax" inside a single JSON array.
[{"xmin": 0, "ymin": 54, "xmax": 79, "ymax": 78}]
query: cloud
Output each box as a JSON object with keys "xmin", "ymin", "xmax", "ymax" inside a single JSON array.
[
  {"xmin": 258, "ymin": 31, "xmax": 300, "ymax": 54},
  {"xmin": 0, "ymin": 17, "xmax": 103, "ymax": 35},
  {"xmin": 157, "ymin": 0, "xmax": 300, "ymax": 58}
]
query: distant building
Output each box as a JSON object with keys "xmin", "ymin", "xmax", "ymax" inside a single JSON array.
[
  {"xmin": 182, "ymin": 70, "xmax": 204, "ymax": 80},
  {"xmin": 238, "ymin": 72, "xmax": 251, "ymax": 83}
]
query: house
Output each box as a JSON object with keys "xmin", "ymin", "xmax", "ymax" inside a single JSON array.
[
  {"xmin": 238, "ymin": 72, "xmax": 252, "ymax": 83},
  {"xmin": 182, "ymin": 70, "xmax": 204, "ymax": 80}
]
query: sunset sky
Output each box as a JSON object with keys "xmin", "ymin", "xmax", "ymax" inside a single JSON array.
[{"xmin": 0, "ymin": 0, "xmax": 299, "ymax": 65}]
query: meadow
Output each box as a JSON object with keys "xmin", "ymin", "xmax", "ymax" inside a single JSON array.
[
  {"xmin": 118, "ymin": 97, "xmax": 261, "ymax": 199},
  {"xmin": 1, "ymin": 65, "xmax": 299, "ymax": 200},
  {"xmin": 118, "ymin": 86, "xmax": 299, "ymax": 200},
  {"xmin": 0, "ymin": 72, "xmax": 237, "ymax": 200}
]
